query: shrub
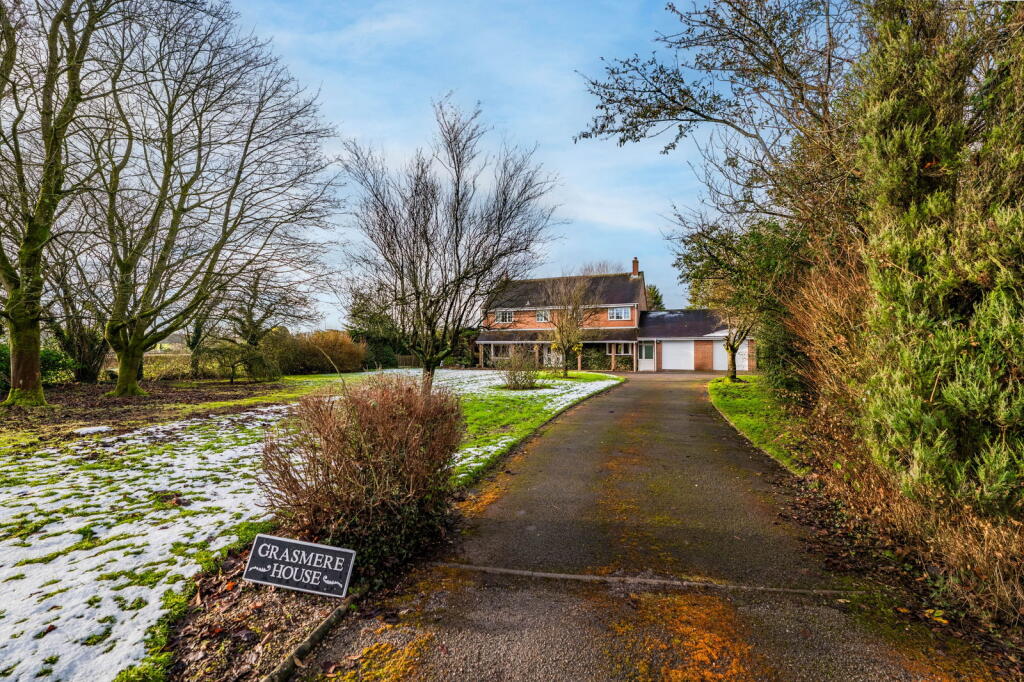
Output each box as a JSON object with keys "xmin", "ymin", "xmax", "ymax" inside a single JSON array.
[
  {"xmin": 143, "ymin": 354, "xmax": 193, "ymax": 382},
  {"xmin": 580, "ymin": 347, "xmax": 610, "ymax": 371},
  {"xmin": 497, "ymin": 346, "xmax": 539, "ymax": 390},
  {"xmin": 269, "ymin": 329, "xmax": 366, "ymax": 375},
  {"xmin": 196, "ymin": 343, "xmax": 282, "ymax": 383},
  {"xmin": 259, "ymin": 375, "xmax": 464, "ymax": 583}
]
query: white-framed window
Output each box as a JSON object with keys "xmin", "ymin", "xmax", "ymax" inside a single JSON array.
[
  {"xmin": 639, "ymin": 342, "xmax": 655, "ymax": 360},
  {"xmin": 535, "ymin": 310, "xmax": 550, "ymax": 323},
  {"xmin": 607, "ymin": 306, "xmax": 631, "ymax": 321},
  {"xmin": 606, "ymin": 343, "xmax": 629, "ymax": 355},
  {"xmin": 495, "ymin": 310, "xmax": 514, "ymax": 324}
]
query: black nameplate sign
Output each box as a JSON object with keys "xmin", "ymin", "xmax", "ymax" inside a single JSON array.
[{"xmin": 242, "ymin": 534, "xmax": 356, "ymax": 598}]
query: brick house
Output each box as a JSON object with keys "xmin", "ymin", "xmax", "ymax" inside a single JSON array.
[{"xmin": 476, "ymin": 258, "xmax": 756, "ymax": 372}]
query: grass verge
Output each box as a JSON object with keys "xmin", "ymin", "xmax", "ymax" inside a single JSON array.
[{"xmin": 707, "ymin": 375, "xmax": 807, "ymax": 475}]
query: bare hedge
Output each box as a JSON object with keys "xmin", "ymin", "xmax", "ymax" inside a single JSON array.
[{"xmin": 259, "ymin": 374, "xmax": 464, "ymax": 582}]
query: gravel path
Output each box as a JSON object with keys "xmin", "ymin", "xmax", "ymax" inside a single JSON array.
[{"xmin": 308, "ymin": 374, "xmax": 977, "ymax": 680}]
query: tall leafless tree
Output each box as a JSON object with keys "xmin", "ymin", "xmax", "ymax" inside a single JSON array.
[
  {"xmin": 540, "ymin": 271, "xmax": 604, "ymax": 377},
  {"xmin": 77, "ymin": 1, "xmax": 338, "ymax": 396},
  {"xmin": 0, "ymin": 0, "xmax": 134, "ymax": 405},
  {"xmin": 344, "ymin": 101, "xmax": 556, "ymax": 392}
]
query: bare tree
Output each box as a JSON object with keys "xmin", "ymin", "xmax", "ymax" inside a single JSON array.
[
  {"xmin": 541, "ymin": 272, "xmax": 602, "ymax": 377},
  {"xmin": 222, "ymin": 267, "xmax": 323, "ymax": 349},
  {"xmin": 78, "ymin": 2, "xmax": 338, "ymax": 396},
  {"xmin": 579, "ymin": 260, "xmax": 624, "ymax": 275},
  {"xmin": 43, "ymin": 230, "xmax": 111, "ymax": 382},
  {"xmin": 344, "ymin": 101, "xmax": 556, "ymax": 392},
  {"xmin": 713, "ymin": 300, "xmax": 756, "ymax": 382},
  {"xmin": 579, "ymin": 0, "xmax": 864, "ymax": 249},
  {"xmin": 0, "ymin": 0, "xmax": 133, "ymax": 405}
]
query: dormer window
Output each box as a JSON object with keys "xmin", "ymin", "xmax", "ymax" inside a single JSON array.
[
  {"xmin": 496, "ymin": 310, "xmax": 514, "ymax": 324},
  {"xmin": 535, "ymin": 310, "xmax": 550, "ymax": 323},
  {"xmin": 608, "ymin": 306, "xmax": 631, "ymax": 321}
]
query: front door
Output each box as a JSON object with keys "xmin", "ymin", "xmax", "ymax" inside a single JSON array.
[
  {"xmin": 542, "ymin": 345, "xmax": 563, "ymax": 368},
  {"xmin": 638, "ymin": 341, "xmax": 656, "ymax": 371}
]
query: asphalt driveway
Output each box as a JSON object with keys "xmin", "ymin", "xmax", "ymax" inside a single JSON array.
[{"xmin": 305, "ymin": 374, "xmax": 988, "ymax": 680}]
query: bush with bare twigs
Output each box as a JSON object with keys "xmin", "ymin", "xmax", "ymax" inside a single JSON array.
[
  {"xmin": 259, "ymin": 374, "xmax": 464, "ymax": 582},
  {"xmin": 497, "ymin": 346, "xmax": 540, "ymax": 390}
]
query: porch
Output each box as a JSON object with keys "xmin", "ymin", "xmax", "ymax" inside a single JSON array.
[{"xmin": 475, "ymin": 340, "xmax": 638, "ymax": 372}]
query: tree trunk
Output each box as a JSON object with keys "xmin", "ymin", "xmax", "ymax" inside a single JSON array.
[
  {"xmin": 421, "ymin": 365, "xmax": 436, "ymax": 395},
  {"xmin": 108, "ymin": 348, "xmax": 147, "ymax": 397},
  {"xmin": 75, "ymin": 362, "xmax": 101, "ymax": 384},
  {"xmin": 4, "ymin": 317, "xmax": 46, "ymax": 406},
  {"xmin": 727, "ymin": 346, "xmax": 737, "ymax": 381}
]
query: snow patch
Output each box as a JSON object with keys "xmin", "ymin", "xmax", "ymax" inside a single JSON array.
[
  {"xmin": 72, "ymin": 425, "xmax": 113, "ymax": 435},
  {"xmin": 0, "ymin": 370, "xmax": 618, "ymax": 680}
]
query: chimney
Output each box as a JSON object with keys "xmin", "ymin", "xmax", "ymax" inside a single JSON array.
[{"xmin": 631, "ymin": 257, "xmax": 639, "ymax": 277}]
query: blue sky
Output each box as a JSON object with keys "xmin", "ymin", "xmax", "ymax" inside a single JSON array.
[{"xmin": 233, "ymin": 0, "xmax": 707, "ymax": 318}]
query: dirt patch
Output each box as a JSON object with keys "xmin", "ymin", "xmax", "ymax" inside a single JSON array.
[
  {"xmin": 0, "ymin": 380, "xmax": 287, "ymax": 446},
  {"xmin": 456, "ymin": 450, "xmax": 528, "ymax": 517},
  {"xmin": 298, "ymin": 565, "xmax": 477, "ymax": 680},
  {"xmin": 322, "ymin": 630, "xmax": 435, "ymax": 681},
  {"xmin": 596, "ymin": 443, "xmax": 682, "ymax": 574},
  {"xmin": 168, "ymin": 549, "xmax": 338, "ymax": 681},
  {"xmin": 593, "ymin": 587, "xmax": 770, "ymax": 681}
]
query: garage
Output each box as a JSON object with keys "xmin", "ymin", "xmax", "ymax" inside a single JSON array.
[
  {"xmin": 661, "ymin": 340, "xmax": 694, "ymax": 370},
  {"xmin": 712, "ymin": 340, "xmax": 749, "ymax": 371},
  {"xmin": 635, "ymin": 310, "xmax": 755, "ymax": 372}
]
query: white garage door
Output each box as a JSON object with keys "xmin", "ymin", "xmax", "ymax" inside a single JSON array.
[
  {"xmin": 662, "ymin": 341, "xmax": 694, "ymax": 370},
  {"xmin": 713, "ymin": 340, "xmax": 728, "ymax": 370},
  {"xmin": 712, "ymin": 339, "xmax": 749, "ymax": 371},
  {"xmin": 736, "ymin": 341, "xmax": 749, "ymax": 371}
]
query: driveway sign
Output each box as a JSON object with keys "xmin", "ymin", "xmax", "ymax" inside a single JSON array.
[{"xmin": 242, "ymin": 534, "xmax": 356, "ymax": 598}]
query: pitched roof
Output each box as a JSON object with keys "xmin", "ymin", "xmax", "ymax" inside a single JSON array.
[
  {"xmin": 637, "ymin": 309, "xmax": 728, "ymax": 338},
  {"xmin": 487, "ymin": 272, "xmax": 645, "ymax": 309}
]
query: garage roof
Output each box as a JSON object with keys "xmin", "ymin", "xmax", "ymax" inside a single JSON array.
[{"xmin": 638, "ymin": 310, "xmax": 729, "ymax": 338}]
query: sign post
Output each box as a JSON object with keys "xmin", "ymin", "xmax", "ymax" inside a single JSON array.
[{"xmin": 243, "ymin": 534, "xmax": 356, "ymax": 599}]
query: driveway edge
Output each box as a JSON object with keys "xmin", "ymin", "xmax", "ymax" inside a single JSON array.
[
  {"xmin": 705, "ymin": 379, "xmax": 803, "ymax": 476},
  {"xmin": 260, "ymin": 597, "xmax": 353, "ymax": 682}
]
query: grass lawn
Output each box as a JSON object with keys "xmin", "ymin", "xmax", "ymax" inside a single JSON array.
[
  {"xmin": 0, "ymin": 373, "xmax": 372, "ymax": 450},
  {"xmin": 707, "ymin": 375, "xmax": 807, "ymax": 474},
  {"xmin": 0, "ymin": 369, "xmax": 621, "ymax": 681},
  {"xmin": 168, "ymin": 373, "xmax": 369, "ymax": 415}
]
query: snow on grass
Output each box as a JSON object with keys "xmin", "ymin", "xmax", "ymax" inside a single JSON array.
[
  {"xmin": 0, "ymin": 370, "xmax": 619, "ymax": 680},
  {"xmin": 71, "ymin": 426, "xmax": 112, "ymax": 436}
]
